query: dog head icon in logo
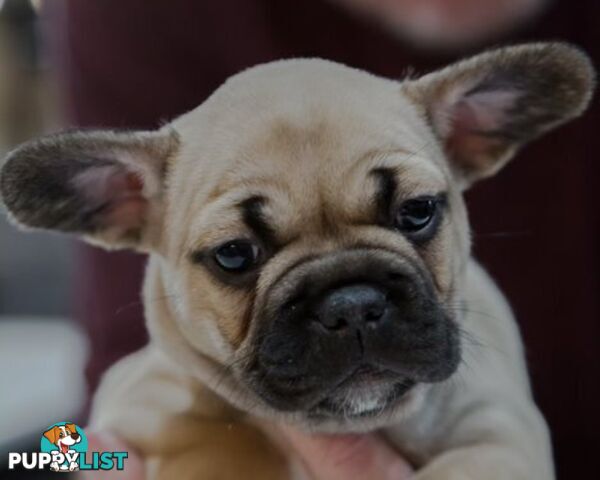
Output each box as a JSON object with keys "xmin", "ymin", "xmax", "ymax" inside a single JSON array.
[
  {"xmin": 6, "ymin": 421, "xmax": 125, "ymax": 472},
  {"xmin": 41, "ymin": 423, "xmax": 87, "ymax": 472}
]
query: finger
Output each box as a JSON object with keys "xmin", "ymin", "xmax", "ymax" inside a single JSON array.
[
  {"xmin": 282, "ymin": 427, "xmax": 414, "ymax": 480},
  {"xmin": 80, "ymin": 431, "xmax": 144, "ymax": 480}
]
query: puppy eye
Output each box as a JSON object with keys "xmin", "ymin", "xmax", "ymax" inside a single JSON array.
[
  {"xmin": 213, "ymin": 239, "xmax": 261, "ymax": 273},
  {"xmin": 395, "ymin": 196, "xmax": 442, "ymax": 238}
]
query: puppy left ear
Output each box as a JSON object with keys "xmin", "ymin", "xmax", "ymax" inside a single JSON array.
[
  {"xmin": 404, "ymin": 43, "xmax": 596, "ymax": 187},
  {"xmin": 0, "ymin": 128, "xmax": 179, "ymax": 250},
  {"xmin": 43, "ymin": 427, "xmax": 58, "ymax": 445}
]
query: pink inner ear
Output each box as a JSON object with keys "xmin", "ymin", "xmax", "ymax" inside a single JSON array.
[
  {"xmin": 104, "ymin": 172, "xmax": 147, "ymax": 230},
  {"xmin": 72, "ymin": 165, "xmax": 148, "ymax": 231},
  {"xmin": 454, "ymin": 89, "xmax": 521, "ymax": 132},
  {"xmin": 442, "ymin": 87, "xmax": 522, "ymax": 172}
]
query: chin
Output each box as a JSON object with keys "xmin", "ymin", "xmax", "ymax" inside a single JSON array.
[
  {"xmin": 301, "ymin": 383, "xmax": 430, "ymax": 434},
  {"xmin": 251, "ymin": 372, "xmax": 432, "ymax": 434}
]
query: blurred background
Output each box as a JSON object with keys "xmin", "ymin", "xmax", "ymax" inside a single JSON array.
[
  {"xmin": 0, "ymin": 2, "xmax": 86, "ymax": 478},
  {"xmin": 0, "ymin": 0, "xmax": 598, "ymax": 479}
]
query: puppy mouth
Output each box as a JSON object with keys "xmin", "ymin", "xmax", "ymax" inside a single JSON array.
[
  {"xmin": 248, "ymin": 361, "xmax": 418, "ymax": 417},
  {"xmin": 307, "ymin": 365, "xmax": 416, "ymax": 419}
]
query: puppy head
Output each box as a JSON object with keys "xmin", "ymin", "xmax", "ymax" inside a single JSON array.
[
  {"xmin": 2, "ymin": 44, "xmax": 594, "ymax": 431},
  {"xmin": 43, "ymin": 424, "xmax": 80, "ymax": 446}
]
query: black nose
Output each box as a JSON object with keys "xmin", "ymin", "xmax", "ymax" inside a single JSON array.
[
  {"xmin": 71, "ymin": 433, "xmax": 80, "ymax": 440},
  {"xmin": 315, "ymin": 283, "xmax": 388, "ymax": 331}
]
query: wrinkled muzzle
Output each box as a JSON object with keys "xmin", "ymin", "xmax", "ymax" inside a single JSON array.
[{"xmin": 245, "ymin": 249, "xmax": 461, "ymax": 417}]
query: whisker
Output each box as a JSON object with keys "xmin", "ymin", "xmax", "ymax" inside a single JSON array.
[{"xmin": 114, "ymin": 292, "xmax": 182, "ymax": 316}]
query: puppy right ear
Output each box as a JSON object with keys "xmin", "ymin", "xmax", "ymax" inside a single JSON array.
[
  {"xmin": 404, "ymin": 43, "xmax": 595, "ymax": 187},
  {"xmin": 65, "ymin": 423, "xmax": 77, "ymax": 434},
  {"xmin": 0, "ymin": 128, "xmax": 179, "ymax": 251},
  {"xmin": 43, "ymin": 427, "xmax": 58, "ymax": 445}
]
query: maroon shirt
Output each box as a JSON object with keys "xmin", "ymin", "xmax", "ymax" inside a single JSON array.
[{"xmin": 46, "ymin": 1, "xmax": 600, "ymax": 477}]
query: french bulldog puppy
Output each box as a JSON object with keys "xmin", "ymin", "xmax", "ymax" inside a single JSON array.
[{"xmin": 0, "ymin": 43, "xmax": 594, "ymax": 479}]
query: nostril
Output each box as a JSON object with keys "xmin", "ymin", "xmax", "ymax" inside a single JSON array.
[
  {"xmin": 333, "ymin": 317, "xmax": 348, "ymax": 330},
  {"xmin": 365, "ymin": 304, "xmax": 385, "ymax": 323},
  {"xmin": 316, "ymin": 314, "xmax": 348, "ymax": 331}
]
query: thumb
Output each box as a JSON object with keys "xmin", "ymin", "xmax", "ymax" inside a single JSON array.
[
  {"xmin": 81, "ymin": 431, "xmax": 144, "ymax": 480},
  {"xmin": 281, "ymin": 427, "xmax": 414, "ymax": 480}
]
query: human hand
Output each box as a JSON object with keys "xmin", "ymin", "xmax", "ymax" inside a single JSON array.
[
  {"xmin": 281, "ymin": 426, "xmax": 414, "ymax": 480},
  {"xmin": 330, "ymin": 0, "xmax": 547, "ymax": 48},
  {"xmin": 81, "ymin": 428, "xmax": 414, "ymax": 480}
]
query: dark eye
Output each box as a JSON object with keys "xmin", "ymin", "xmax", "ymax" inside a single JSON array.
[
  {"xmin": 213, "ymin": 240, "xmax": 261, "ymax": 273},
  {"xmin": 396, "ymin": 197, "xmax": 439, "ymax": 234}
]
